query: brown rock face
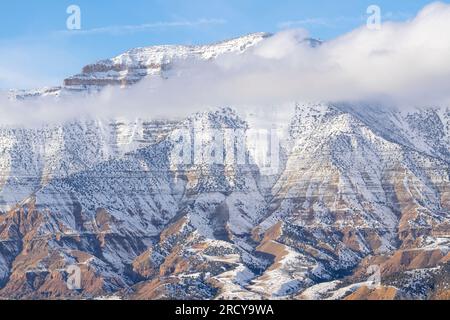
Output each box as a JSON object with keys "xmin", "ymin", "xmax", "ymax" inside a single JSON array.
[{"xmin": 345, "ymin": 285, "xmax": 400, "ymax": 300}]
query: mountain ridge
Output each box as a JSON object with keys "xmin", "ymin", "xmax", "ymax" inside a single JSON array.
[
  {"xmin": 9, "ymin": 32, "xmax": 273, "ymax": 100},
  {"xmin": 0, "ymin": 33, "xmax": 449, "ymax": 300}
]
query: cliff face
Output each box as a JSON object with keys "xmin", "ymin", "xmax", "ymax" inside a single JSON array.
[{"xmin": 64, "ymin": 33, "xmax": 270, "ymax": 90}]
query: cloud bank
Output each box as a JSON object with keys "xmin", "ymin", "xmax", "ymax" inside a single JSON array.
[{"xmin": 1, "ymin": 2, "xmax": 450, "ymax": 126}]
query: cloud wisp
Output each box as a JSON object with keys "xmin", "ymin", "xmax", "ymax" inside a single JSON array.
[
  {"xmin": 58, "ymin": 18, "xmax": 227, "ymax": 36},
  {"xmin": 2, "ymin": 2, "xmax": 450, "ymax": 126},
  {"xmin": 277, "ymin": 11, "xmax": 414, "ymax": 30}
]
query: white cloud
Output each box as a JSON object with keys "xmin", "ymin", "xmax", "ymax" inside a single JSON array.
[
  {"xmin": 58, "ymin": 18, "xmax": 227, "ymax": 36},
  {"xmin": 2, "ymin": 2, "xmax": 450, "ymax": 126},
  {"xmin": 278, "ymin": 12, "xmax": 414, "ymax": 30}
]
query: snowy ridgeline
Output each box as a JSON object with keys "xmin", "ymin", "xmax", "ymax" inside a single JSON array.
[
  {"xmin": 0, "ymin": 32, "xmax": 449, "ymax": 299},
  {"xmin": 9, "ymin": 33, "xmax": 271, "ymax": 99}
]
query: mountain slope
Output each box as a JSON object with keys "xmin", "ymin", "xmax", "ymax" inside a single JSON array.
[{"xmin": 0, "ymin": 34, "xmax": 449, "ymax": 300}]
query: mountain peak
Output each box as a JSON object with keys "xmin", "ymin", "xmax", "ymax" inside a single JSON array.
[
  {"xmin": 62, "ymin": 32, "xmax": 271, "ymax": 93},
  {"xmin": 10, "ymin": 32, "xmax": 324, "ymax": 100}
]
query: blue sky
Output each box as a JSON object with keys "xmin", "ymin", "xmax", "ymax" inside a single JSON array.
[{"xmin": 0, "ymin": 0, "xmax": 445, "ymax": 89}]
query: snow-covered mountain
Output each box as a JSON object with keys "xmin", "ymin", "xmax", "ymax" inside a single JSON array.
[
  {"xmin": 9, "ymin": 32, "xmax": 271, "ymax": 100},
  {"xmin": 0, "ymin": 33, "xmax": 449, "ymax": 300}
]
